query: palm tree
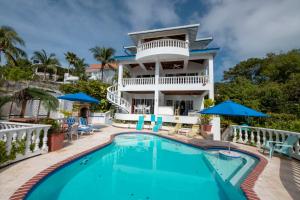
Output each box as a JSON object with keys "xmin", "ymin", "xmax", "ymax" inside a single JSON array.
[
  {"xmin": 12, "ymin": 87, "xmax": 59, "ymax": 118},
  {"xmin": 64, "ymin": 51, "xmax": 78, "ymax": 74},
  {"xmin": 89, "ymin": 47, "xmax": 115, "ymax": 81},
  {"xmin": 0, "ymin": 26, "xmax": 27, "ymax": 65},
  {"xmin": 74, "ymin": 58, "xmax": 88, "ymax": 80},
  {"xmin": 31, "ymin": 49, "xmax": 60, "ymax": 80}
]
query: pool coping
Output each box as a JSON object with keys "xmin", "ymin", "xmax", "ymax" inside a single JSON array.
[{"xmin": 9, "ymin": 132, "xmax": 267, "ymax": 200}]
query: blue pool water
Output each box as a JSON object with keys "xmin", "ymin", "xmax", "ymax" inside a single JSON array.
[{"xmin": 26, "ymin": 134, "xmax": 258, "ymax": 200}]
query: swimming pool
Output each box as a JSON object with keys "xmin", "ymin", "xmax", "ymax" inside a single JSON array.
[{"xmin": 25, "ymin": 133, "xmax": 258, "ymax": 200}]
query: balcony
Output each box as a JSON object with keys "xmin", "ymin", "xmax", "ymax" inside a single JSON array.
[
  {"xmin": 120, "ymin": 75, "xmax": 209, "ymax": 91},
  {"xmin": 136, "ymin": 39, "xmax": 189, "ymax": 60}
]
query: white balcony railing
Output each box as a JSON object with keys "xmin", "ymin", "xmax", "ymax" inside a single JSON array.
[
  {"xmin": 0, "ymin": 121, "xmax": 51, "ymax": 167},
  {"xmin": 121, "ymin": 76, "xmax": 209, "ymax": 86},
  {"xmin": 122, "ymin": 77, "xmax": 155, "ymax": 85},
  {"xmin": 159, "ymin": 75, "xmax": 209, "ymax": 85},
  {"xmin": 225, "ymin": 125, "xmax": 300, "ymax": 160},
  {"xmin": 136, "ymin": 39, "xmax": 189, "ymax": 60},
  {"xmin": 137, "ymin": 39, "xmax": 189, "ymax": 51}
]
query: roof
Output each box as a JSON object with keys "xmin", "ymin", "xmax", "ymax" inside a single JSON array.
[
  {"xmin": 128, "ymin": 24, "xmax": 200, "ymax": 36},
  {"xmin": 128, "ymin": 24, "xmax": 200, "ymax": 45},
  {"xmin": 86, "ymin": 63, "xmax": 118, "ymax": 72}
]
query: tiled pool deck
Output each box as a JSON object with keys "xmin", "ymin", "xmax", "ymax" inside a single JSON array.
[{"xmin": 0, "ymin": 126, "xmax": 299, "ymax": 200}]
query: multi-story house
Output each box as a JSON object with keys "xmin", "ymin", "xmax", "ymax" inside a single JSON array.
[{"xmin": 107, "ymin": 24, "xmax": 219, "ymax": 124}]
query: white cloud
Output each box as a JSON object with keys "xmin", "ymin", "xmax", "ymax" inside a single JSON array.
[
  {"xmin": 200, "ymin": 0, "xmax": 300, "ymax": 59},
  {"xmin": 0, "ymin": 0, "xmax": 180, "ymax": 66},
  {"xmin": 122, "ymin": 0, "xmax": 180, "ymax": 30}
]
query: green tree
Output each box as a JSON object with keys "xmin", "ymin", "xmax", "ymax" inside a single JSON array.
[
  {"xmin": 89, "ymin": 47, "xmax": 115, "ymax": 81},
  {"xmin": 31, "ymin": 49, "xmax": 60, "ymax": 80},
  {"xmin": 216, "ymin": 49, "xmax": 300, "ymax": 132},
  {"xmin": 12, "ymin": 87, "xmax": 59, "ymax": 117},
  {"xmin": 64, "ymin": 51, "xmax": 78, "ymax": 73},
  {"xmin": 73, "ymin": 58, "xmax": 88, "ymax": 80},
  {"xmin": 0, "ymin": 26, "xmax": 27, "ymax": 65},
  {"xmin": 59, "ymin": 80, "xmax": 110, "ymax": 112}
]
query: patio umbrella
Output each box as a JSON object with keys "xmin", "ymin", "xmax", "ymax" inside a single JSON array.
[
  {"xmin": 58, "ymin": 92, "xmax": 99, "ymax": 104},
  {"xmin": 199, "ymin": 100, "xmax": 268, "ymax": 117}
]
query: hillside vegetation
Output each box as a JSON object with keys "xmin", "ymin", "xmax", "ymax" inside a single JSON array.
[{"xmin": 216, "ymin": 49, "xmax": 300, "ymax": 132}]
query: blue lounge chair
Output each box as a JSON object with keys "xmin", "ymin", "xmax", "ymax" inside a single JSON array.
[
  {"xmin": 78, "ymin": 117, "xmax": 92, "ymax": 135},
  {"xmin": 66, "ymin": 117, "xmax": 78, "ymax": 140},
  {"xmin": 136, "ymin": 115, "xmax": 144, "ymax": 130},
  {"xmin": 152, "ymin": 116, "xmax": 162, "ymax": 132},
  {"xmin": 151, "ymin": 114, "xmax": 156, "ymax": 123},
  {"xmin": 263, "ymin": 135, "xmax": 299, "ymax": 158}
]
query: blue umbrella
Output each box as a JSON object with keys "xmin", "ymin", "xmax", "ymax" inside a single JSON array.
[
  {"xmin": 58, "ymin": 92, "xmax": 99, "ymax": 104},
  {"xmin": 199, "ymin": 100, "xmax": 268, "ymax": 117}
]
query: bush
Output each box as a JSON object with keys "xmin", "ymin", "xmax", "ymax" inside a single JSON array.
[
  {"xmin": 39, "ymin": 118, "xmax": 61, "ymax": 134},
  {"xmin": 200, "ymin": 114, "xmax": 212, "ymax": 125}
]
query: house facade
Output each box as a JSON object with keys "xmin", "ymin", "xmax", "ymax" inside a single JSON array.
[
  {"xmin": 86, "ymin": 63, "xmax": 117, "ymax": 84},
  {"xmin": 107, "ymin": 24, "xmax": 218, "ymax": 124}
]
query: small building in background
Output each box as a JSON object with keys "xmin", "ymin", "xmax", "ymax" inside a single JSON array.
[{"xmin": 85, "ymin": 63, "xmax": 117, "ymax": 84}]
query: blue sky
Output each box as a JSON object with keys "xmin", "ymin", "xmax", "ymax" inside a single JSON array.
[{"xmin": 1, "ymin": 0, "xmax": 300, "ymax": 81}]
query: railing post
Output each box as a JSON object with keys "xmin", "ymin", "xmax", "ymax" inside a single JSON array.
[
  {"xmin": 250, "ymin": 129, "xmax": 255, "ymax": 144},
  {"xmin": 256, "ymin": 129, "xmax": 261, "ymax": 148},
  {"xmin": 244, "ymin": 129, "xmax": 249, "ymax": 143},
  {"xmin": 34, "ymin": 128, "xmax": 41, "ymax": 152},
  {"xmin": 25, "ymin": 128, "xmax": 33, "ymax": 154},
  {"xmin": 238, "ymin": 127, "xmax": 243, "ymax": 143},
  {"xmin": 42, "ymin": 127, "xmax": 49, "ymax": 152},
  {"xmin": 233, "ymin": 127, "xmax": 237, "ymax": 143}
]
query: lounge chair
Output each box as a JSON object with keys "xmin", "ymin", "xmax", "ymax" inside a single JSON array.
[
  {"xmin": 136, "ymin": 115, "xmax": 144, "ymax": 130},
  {"xmin": 66, "ymin": 117, "xmax": 79, "ymax": 141},
  {"xmin": 187, "ymin": 125, "xmax": 200, "ymax": 138},
  {"xmin": 78, "ymin": 117, "xmax": 93, "ymax": 135},
  {"xmin": 152, "ymin": 116, "xmax": 162, "ymax": 132},
  {"xmin": 150, "ymin": 114, "xmax": 156, "ymax": 128},
  {"xmin": 168, "ymin": 123, "xmax": 182, "ymax": 135},
  {"xmin": 262, "ymin": 134, "xmax": 299, "ymax": 158}
]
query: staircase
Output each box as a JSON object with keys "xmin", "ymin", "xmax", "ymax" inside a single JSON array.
[{"xmin": 107, "ymin": 84, "xmax": 131, "ymax": 113}]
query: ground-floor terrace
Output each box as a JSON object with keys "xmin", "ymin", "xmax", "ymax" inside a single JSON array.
[
  {"xmin": 1, "ymin": 126, "xmax": 299, "ymax": 200},
  {"xmin": 117, "ymin": 90, "xmax": 208, "ymax": 124}
]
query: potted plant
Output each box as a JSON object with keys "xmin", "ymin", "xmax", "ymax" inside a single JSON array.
[
  {"xmin": 40, "ymin": 118, "xmax": 65, "ymax": 152},
  {"xmin": 200, "ymin": 114, "xmax": 213, "ymax": 132},
  {"xmin": 200, "ymin": 99, "xmax": 215, "ymax": 132}
]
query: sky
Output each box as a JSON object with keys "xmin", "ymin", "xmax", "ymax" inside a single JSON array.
[{"xmin": 1, "ymin": 0, "xmax": 300, "ymax": 81}]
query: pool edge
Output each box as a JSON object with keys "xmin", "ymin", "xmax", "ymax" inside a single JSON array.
[{"xmin": 9, "ymin": 132, "xmax": 267, "ymax": 200}]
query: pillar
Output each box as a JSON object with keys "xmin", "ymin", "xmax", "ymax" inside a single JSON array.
[
  {"xmin": 154, "ymin": 61, "xmax": 160, "ymax": 115},
  {"xmin": 117, "ymin": 64, "xmax": 123, "ymax": 103},
  {"xmin": 208, "ymin": 56, "xmax": 214, "ymax": 100}
]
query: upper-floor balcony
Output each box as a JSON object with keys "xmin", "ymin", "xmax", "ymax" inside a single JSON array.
[
  {"xmin": 136, "ymin": 39, "xmax": 189, "ymax": 60},
  {"xmin": 120, "ymin": 75, "xmax": 210, "ymax": 91}
]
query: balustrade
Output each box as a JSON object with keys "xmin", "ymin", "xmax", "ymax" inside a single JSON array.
[
  {"xmin": 137, "ymin": 39, "xmax": 188, "ymax": 52},
  {"xmin": 0, "ymin": 122, "xmax": 51, "ymax": 166},
  {"xmin": 229, "ymin": 125, "xmax": 300, "ymax": 160},
  {"xmin": 122, "ymin": 77, "xmax": 155, "ymax": 85}
]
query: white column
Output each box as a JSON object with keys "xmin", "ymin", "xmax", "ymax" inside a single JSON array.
[
  {"xmin": 117, "ymin": 64, "xmax": 123, "ymax": 104},
  {"xmin": 154, "ymin": 61, "xmax": 160, "ymax": 115},
  {"xmin": 154, "ymin": 90, "xmax": 159, "ymax": 115},
  {"xmin": 212, "ymin": 116, "xmax": 221, "ymax": 140},
  {"xmin": 208, "ymin": 56, "xmax": 214, "ymax": 100}
]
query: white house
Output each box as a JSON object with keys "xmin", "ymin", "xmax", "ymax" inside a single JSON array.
[
  {"xmin": 86, "ymin": 63, "xmax": 117, "ymax": 84},
  {"xmin": 107, "ymin": 24, "xmax": 219, "ymax": 124}
]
